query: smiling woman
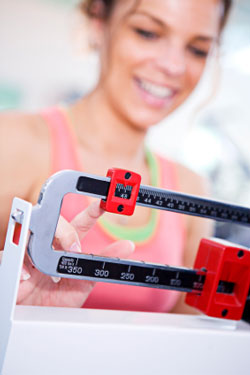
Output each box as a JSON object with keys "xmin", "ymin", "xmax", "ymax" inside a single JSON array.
[
  {"xmin": 79, "ymin": 0, "xmax": 231, "ymax": 129},
  {"xmin": 0, "ymin": 0, "xmax": 232, "ymax": 311}
]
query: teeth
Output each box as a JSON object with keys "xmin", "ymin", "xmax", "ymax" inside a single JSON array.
[{"xmin": 138, "ymin": 79, "xmax": 173, "ymax": 99}]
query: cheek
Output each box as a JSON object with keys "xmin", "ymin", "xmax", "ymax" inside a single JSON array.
[
  {"xmin": 108, "ymin": 34, "xmax": 155, "ymax": 77},
  {"xmin": 186, "ymin": 59, "xmax": 207, "ymax": 91}
]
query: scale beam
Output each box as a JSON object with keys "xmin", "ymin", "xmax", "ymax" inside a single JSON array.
[{"xmin": 3, "ymin": 168, "xmax": 247, "ymax": 321}]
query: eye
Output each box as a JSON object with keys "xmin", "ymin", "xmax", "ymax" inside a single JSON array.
[
  {"xmin": 134, "ymin": 28, "xmax": 159, "ymax": 40},
  {"xmin": 189, "ymin": 46, "xmax": 209, "ymax": 58}
]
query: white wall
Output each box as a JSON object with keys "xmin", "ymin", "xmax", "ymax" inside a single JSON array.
[{"xmin": 0, "ymin": 0, "xmax": 97, "ymax": 109}]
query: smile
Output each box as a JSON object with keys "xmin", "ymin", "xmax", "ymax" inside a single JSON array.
[{"xmin": 136, "ymin": 78, "xmax": 174, "ymax": 99}]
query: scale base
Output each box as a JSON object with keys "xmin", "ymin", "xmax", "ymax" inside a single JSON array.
[{"xmin": 2, "ymin": 305, "xmax": 250, "ymax": 375}]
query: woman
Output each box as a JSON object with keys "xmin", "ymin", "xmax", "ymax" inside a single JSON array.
[{"xmin": 0, "ymin": 0, "xmax": 232, "ymax": 311}]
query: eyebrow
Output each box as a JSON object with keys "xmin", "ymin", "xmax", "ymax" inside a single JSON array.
[
  {"xmin": 194, "ymin": 36, "xmax": 218, "ymax": 43},
  {"xmin": 130, "ymin": 10, "xmax": 218, "ymax": 42},
  {"xmin": 129, "ymin": 10, "xmax": 165, "ymax": 27}
]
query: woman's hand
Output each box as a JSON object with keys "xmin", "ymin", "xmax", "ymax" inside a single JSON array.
[{"xmin": 1, "ymin": 201, "xmax": 135, "ymax": 307}]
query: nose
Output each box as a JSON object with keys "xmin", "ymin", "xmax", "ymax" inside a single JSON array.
[{"xmin": 155, "ymin": 41, "xmax": 186, "ymax": 77}]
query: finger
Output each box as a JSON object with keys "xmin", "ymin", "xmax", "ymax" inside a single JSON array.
[
  {"xmin": 53, "ymin": 214, "xmax": 85, "ymax": 283},
  {"xmin": 53, "ymin": 216, "xmax": 81, "ymax": 283},
  {"xmin": 98, "ymin": 240, "xmax": 135, "ymax": 258},
  {"xmin": 20, "ymin": 264, "xmax": 31, "ymax": 281},
  {"xmin": 54, "ymin": 215, "xmax": 81, "ymax": 253},
  {"xmin": 70, "ymin": 200, "xmax": 104, "ymax": 241},
  {"xmin": 51, "ymin": 276, "xmax": 61, "ymax": 284}
]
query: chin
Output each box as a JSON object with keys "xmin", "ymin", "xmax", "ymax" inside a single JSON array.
[
  {"xmin": 126, "ymin": 113, "xmax": 167, "ymax": 131},
  {"xmin": 130, "ymin": 107, "xmax": 175, "ymax": 129}
]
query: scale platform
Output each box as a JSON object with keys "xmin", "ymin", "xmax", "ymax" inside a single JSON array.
[{"xmin": 2, "ymin": 305, "xmax": 250, "ymax": 375}]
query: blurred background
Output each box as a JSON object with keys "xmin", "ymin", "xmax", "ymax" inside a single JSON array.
[{"xmin": 1, "ymin": 0, "xmax": 250, "ymax": 244}]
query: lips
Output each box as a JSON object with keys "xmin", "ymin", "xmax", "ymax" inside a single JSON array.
[
  {"xmin": 137, "ymin": 78, "xmax": 174, "ymax": 99},
  {"xmin": 134, "ymin": 77, "xmax": 177, "ymax": 109}
]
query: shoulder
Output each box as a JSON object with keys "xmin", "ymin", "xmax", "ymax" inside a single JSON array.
[
  {"xmin": 157, "ymin": 154, "xmax": 213, "ymax": 239},
  {"xmin": 153, "ymin": 151, "xmax": 209, "ymax": 197},
  {"xmin": 174, "ymin": 161, "xmax": 213, "ymax": 261},
  {"xmin": 0, "ymin": 111, "xmax": 50, "ymax": 200},
  {"xmin": 174, "ymin": 161, "xmax": 210, "ymax": 197},
  {"xmin": 0, "ymin": 111, "xmax": 49, "ymax": 146}
]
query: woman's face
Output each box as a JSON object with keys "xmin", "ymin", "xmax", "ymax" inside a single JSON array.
[{"xmin": 95, "ymin": 0, "xmax": 221, "ymax": 129}]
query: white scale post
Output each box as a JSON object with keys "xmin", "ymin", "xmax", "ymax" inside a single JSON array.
[{"xmin": 0, "ymin": 198, "xmax": 32, "ymax": 370}]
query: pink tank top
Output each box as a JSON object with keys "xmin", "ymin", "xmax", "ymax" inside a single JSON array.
[{"xmin": 41, "ymin": 108, "xmax": 186, "ymax": 313}]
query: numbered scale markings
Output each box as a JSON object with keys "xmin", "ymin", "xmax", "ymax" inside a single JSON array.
[
  {"xmin": 77, "ymin": 176, "xmax": 250, "ymax": 226},
  {"xmin": 57, "ymin": 254, "xmax": 235, "ymax": 295}
]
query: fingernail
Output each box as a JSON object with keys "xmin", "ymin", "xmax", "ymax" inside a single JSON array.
[
  {"xmin": 21, "ymin": 269, "xmax": 31, "ymax": 281},
  {"xmin": 51, "ymin": 276, "xmax": 61, "ymax": 283},
  {"xmin": 128, "ymin": 241, "xmax": 135, "ymax": 251},
  {"xmin": 70, "ymin": 242, "xmax": 82, "ymax": 253}
]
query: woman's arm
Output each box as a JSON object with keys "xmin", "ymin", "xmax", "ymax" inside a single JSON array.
[{"xmin": 0, "ymin": 112, "xmax": 50, "ymax": 248}]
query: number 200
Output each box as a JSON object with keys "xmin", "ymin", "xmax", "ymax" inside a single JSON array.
[{"xmin": 145, "ymin": 275, "xmax": 159, "ymax": 284}]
